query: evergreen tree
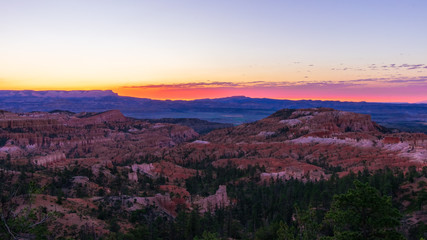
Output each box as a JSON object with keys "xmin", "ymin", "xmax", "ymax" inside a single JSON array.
[{"xmin": 324, "ymin": 180, "xmax": 404, "ymax": 240}]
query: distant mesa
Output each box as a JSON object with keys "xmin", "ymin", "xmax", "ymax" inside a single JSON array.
[
  {"xmin": 0, "ymin": 90, "xmax": 426, "ymax": 133},
  {"xmin": 0, "ymin": 90, "xmax": 118, "ymax": 98}
]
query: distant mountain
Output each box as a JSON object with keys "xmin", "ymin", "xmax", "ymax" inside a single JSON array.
[
  {"xmin": 0, "ymin": 90, "xmax": 117, "ymax": 98},
  {"xmin": 0, "ymin": 90, "xmax": 426, "ymax": 133}
]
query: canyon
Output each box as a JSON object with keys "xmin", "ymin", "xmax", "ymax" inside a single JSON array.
[{"xmin": 0, "ymin": 107, "xmax": 426, "ymax": 238}]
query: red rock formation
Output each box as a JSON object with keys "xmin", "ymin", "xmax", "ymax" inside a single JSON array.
[
  {"xmin": 165, "ymin": 108, "xmax": 427, "ymax": 181},
  {"xmin": 159, "ymin": 185, "xmax": 190, "ymax": 199},
  {"xmin": 70, "ymin": 110, "xmax": 127, "ymax": 126},
  {"xmin": 1, "ymin": 107, "xmax": 426, "ymax": 223},
  {"xmin": 125, "ymin": 194, "xmax": 178, "ymax": 217},
  {"xmin": 383, "ymin": 136, "xmax": 400, "ymax": 144},
  {"xmin": 194, "ymin": 185, "xmax": 230, "ymax": 213},
  {"xmin": 0, "ymin": 110, "xmax": 198, "ymax": 167}
]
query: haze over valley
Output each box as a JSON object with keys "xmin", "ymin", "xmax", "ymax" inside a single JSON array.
[{"xmin": 1, "ymin": 90, "xmax": 426, "ymax": 134}]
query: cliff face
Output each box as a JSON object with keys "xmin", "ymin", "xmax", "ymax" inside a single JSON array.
[
  {"xmin": 203, "ymin": 108, "xmax": 382, "ymax": 144},
  {"xmin": 163, "ymin": 108, "xmax": 427, "ymax": 182},
  {"xmin": 71, "ymin": 110, "xmax": 127, "ymax": 126},
  {"xmin": 195, "ymin": 185, "xmax": 230, "ymax": 213},
  {"xmin": 0, "ymin": 110, "xmax": 198, "ymax": 166}
]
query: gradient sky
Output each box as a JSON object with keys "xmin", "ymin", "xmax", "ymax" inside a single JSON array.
[{"xmin": 1, "ymin": 0, "xmax": 426, "ymax": 102}]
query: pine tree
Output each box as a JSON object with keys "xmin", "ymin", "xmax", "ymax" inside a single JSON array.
[{"xmin": 324, "ymin": 180, "xmax": 404, "ymax": 240}]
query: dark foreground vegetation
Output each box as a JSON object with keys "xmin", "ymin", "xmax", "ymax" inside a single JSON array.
[
  {"xmin": 113, "ymin": 167, "xmax": 427, "ymax": 240},
  {"xmin": 1, "ymin": 164, "xmax": 426, "ymax": 240}
]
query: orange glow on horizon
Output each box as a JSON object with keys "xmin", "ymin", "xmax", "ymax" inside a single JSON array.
[
  {"xmin": 1, "ymin": 76, "xmax": 426, "ymax": 103},
  {"xmin": 1, "ymin": 1, "xmax": 427, "ymax": 105},
  {"xmin": 114, "ymin": 86, "xmax": 426, "ymax": 103}
]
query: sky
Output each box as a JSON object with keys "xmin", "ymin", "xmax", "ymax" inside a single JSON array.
[{"xmin": 0, "ymin": 0, "xmax": 426, "ymax": 102}]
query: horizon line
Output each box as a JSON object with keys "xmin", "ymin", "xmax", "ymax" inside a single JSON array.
[{"xmin": 0, "ymin": 89, "xmax": 424, "ymax": 104}]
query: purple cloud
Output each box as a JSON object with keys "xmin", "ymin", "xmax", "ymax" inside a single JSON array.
[
  {"xmin": 364, "ymin": 63, "xmax": 426, "ymax": 71},
  {"xmin": 121, "ymin": 76, "xmax": 427, "ymax": 91},
  {"xmin": 124, "ymin": 81, "xmax": 242, "ymax": 89}
]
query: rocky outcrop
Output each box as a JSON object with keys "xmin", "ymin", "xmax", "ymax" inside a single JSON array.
[
  {"xmin": 72, "ymin": 110, "xmax": 127, "ymax": 126},
  {"xmin": 260, "ymin": 168, "xmax": 326, "ymax": 182},
  {"xmin": 129, "ymin": 161, "xmax": 197, "ymax": 181},
  {"xmin": 159, "ymin": 185, "xmax": 190, "ymax": 199},
  {"xmin": 0, "ymin": 118, "xmax": 60, "ymax": 129},
  {"xmin": 0, "ymin": 110, "xmax": 198, "ymax": 167},
  {"xmin": 203, "ymin": 108, "xmax": 381, "ymax": 144},
  {"xmin": 128, "ymin": 172, "xmax": 138, "ymax": 182},
  {"xmin": 172, "ymin": 108, "xmax": 427, "ymax": 179},
  {"xmin": 122, "ymin": 193, "xmax": 178, "ymax": 217},
  {"xmin": 33, "ymin": 152, "xmax": 66, "ymax": 166},
  {"xmin": 195, "ymin": 185, "xmax": 230, "ymax": 213},
  {"xmin": 131, "ymin": 163, "xmax": 156, "ymax": 178}
]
